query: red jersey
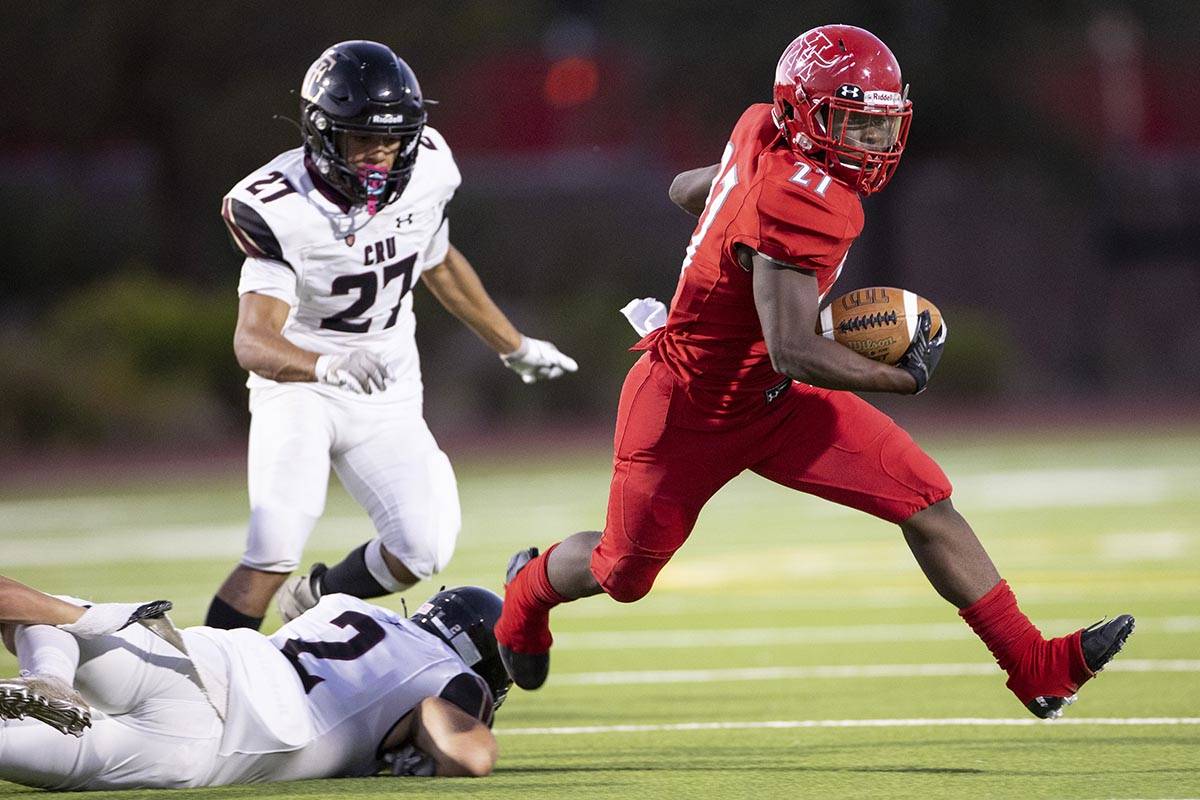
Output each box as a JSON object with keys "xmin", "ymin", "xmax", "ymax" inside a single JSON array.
[{"xmin": 644, "ymin": 104, "xmax": 864, "ymax": 422}]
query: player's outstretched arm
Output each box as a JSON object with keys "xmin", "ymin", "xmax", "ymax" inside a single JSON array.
[
  {"xmin": 750, "ymin": 251, "xmax": 919, "ymax": 393},
  {"xmin": 422, "ymin": 245, "xmax": 577, "ymax": 383},
  {"xmin": 668, "ymin": 163, "xmax": 720, "ymax": 216},
  {"xmin": 388, "ymin": 696, "xmax": 498, "ymax": 778},
  {"xmin": 0, "ymin": 577, "xmax": 86, "ymax": 627}
]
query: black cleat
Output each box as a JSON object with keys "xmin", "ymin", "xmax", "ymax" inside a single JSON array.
[
  {"xmin": 497, "ymin": 547, "xmax": 551, "ymax": 691},
  {"xmin": 1026, "ymin": 614, "xmax": 1135, "ymax": 720},
  {"xmin": 124, "ymin": 600, "xmax": 173, "ymax": 629},
  {"xmin": 1081, "ymin": 614, "xmax": 1135, "ymax": 673},
  {"xmin": 1026, "ymin": 694, "xmax": 1077, "ymax": 720}
]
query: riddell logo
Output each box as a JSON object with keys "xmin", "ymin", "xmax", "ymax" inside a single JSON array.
[{"xmin": 370, "ymin": 113, "xmax": 409, "ymax": 124}]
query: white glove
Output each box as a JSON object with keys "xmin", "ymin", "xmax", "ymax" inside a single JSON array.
[
  {"xmin": 500, "ymin": 336, "xmax": 578, "ymax": 384},
  {"xmin": 315, "ymin": 351, "xmax": 393, "ymax": 394}
]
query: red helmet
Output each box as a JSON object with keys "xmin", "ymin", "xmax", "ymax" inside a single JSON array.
[{"xmin": 772, "ymin": 25, "xmax": 912, "ymax": 195}]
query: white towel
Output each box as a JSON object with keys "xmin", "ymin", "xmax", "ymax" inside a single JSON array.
[{"xmin": 619, "ymin": 297, "xmax": 668, "ymax": 336}]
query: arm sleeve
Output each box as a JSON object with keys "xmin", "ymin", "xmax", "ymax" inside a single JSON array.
[
  {"xmin": 730, "ymin": 179, "xmax": 851, "ymax": 276},
  {"xmin": 438, "ymin": 671, "xmax": 494, "ymax": 727},
  {"xmin": 237, "ymin": 257, "xmax": 298, "ymax": 306}
]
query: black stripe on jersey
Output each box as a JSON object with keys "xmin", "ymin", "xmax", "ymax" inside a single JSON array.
[
  {"xmin": 439, "ymin": 672, "xmax": 494, "ymax": 726},
  {"xmin": 221, "ymin": 197, "xmax": 293, "ymax": 271},
  {"xmin": 430, "ymin": 203, "xmax": 449, "ymax": 237}
]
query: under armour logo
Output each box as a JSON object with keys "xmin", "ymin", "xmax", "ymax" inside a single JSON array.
[
  {"xmin": 764, "ymin": 377, "xmax": 792, "ymax": 404},
  {"xmin": 395, "ymin": 213, "xmax": 414, "ymax": 227},
  {"xmin": 837, "ymin": 84, "xmax": 863, "ymax": 100}
]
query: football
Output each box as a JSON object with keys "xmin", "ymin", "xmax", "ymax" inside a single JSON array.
[{"xmin": 817, "ymin": 286, "xmax": 943, "ymax": 365}]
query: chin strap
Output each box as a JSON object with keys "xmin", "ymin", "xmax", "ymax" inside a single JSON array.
[{"xmin": 357, "ymin": 163, "xmax": 389, "ymax": 215}]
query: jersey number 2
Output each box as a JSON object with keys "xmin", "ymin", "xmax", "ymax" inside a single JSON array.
[{"xmin": 279, "ymin": 610, "xmax": 386, "ymax": 693}]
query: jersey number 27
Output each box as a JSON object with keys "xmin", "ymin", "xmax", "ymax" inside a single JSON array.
[{"xmin": 320, "ymin": 254, "xmax": 417, "ymax": 333}]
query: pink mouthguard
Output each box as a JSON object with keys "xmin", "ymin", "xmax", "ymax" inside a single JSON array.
[{"xmin": 357, "ymin": 164, "xmax": 388, "ymax": 215}]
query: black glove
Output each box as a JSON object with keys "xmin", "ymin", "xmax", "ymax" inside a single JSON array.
[
  {"xmin": 387, "ymin": 744, "xmax": 437, "ymax": 777},
  {"xmin": 896, "ymin": 310, "xmax": 947, "ymax": 395}
]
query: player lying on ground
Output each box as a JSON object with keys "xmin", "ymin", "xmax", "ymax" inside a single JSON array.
[
  {"xmin": 209, "ymin": 40, "xmax": 577, "ymax": 633},
  {"xmin": 494, "ymin": 25, "xmax": 1135, "ymax": 719},
  {"xmin": 0, "ymin": 576, "xmax": 508, "ymax": 789}
]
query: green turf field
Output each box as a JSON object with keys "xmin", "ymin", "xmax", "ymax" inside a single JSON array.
[{"xmin": 0, "ymin": 427, "xmax": 1197, "ymax": 799}]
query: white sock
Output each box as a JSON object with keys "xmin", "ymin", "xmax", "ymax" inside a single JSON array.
[
  {"xmin": 365, "ymin": 538, "xmax": 416, "ymax": 593},
  {"xmin": 14, "ymin": 625, "xmax": 79, "ymax": 685}
]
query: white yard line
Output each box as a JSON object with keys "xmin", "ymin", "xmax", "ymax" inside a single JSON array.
[
  {"xmin": 554, "ymin": 617, "xmax": 1200, "ymax": 650},
  {"xmin": 498, "ymin": 716, "xmax": 1200, "ymax": 736},
  {"xmin": 0, "ymin": 518, "xmax": 371, "ymax": 566},
  {"xmin": 554, "ymin": 659, "xmax": 1200, "ymax": 686}
]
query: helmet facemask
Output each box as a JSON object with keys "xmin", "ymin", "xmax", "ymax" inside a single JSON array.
[
  {"xmin": 303, "ymin": 106, "xmax": 425, "ymax": 215},
  {"xmin": 780, "ymin": 85, "xmax": 911, "ymax": 195},
  {"xmin": 813, "ymin": 89, "xmax": 911, "ymax": 194}
]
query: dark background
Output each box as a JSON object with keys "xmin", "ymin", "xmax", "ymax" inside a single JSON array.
[{"xmin": 2, "ymin": 1, "xmax": 1197, "ymax": 454}]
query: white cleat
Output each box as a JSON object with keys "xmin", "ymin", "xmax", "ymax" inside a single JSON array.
[
  {"xmin": 0, "ymin": 676, "xmax": 91, "ymax": 737},
  {"xmin": 276, "ymin": 564, "xmax": 326, "ymax": 623}
]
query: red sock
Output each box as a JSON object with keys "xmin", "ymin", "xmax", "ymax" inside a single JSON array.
[
  {"xmin": 960, "ymin": 580, "xmax": 1092, "ymax": 704},
  {"xmin": 494, "ymin": 544, "xmax": 569, "ymax": 654}
]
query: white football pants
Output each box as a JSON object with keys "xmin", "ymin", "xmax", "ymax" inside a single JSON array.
[
  {"xmin": 0, "ymin": 624, "xmax": 224, "ymax": 791},
  {"xmin": 242, "ymin": 386, "xmax": 461, "ymax": 578}
]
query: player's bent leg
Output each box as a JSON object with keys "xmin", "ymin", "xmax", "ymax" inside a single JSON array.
[
  {"xmin": 209, "ymin": 565, "xmax": 293, "ymax": 630},
  {"xmin": 211, "ymin": 504, "xmax": 320, "ymax": 628},
  {"xmin": 277, "ymin": 539, "xmax": 424, "ymax": 623},
  {"xmin": 547, "ymin": 530, "xmax": 604, "ymax": 599},
  {"xmin": 332, "ymin": 424, "xmax": 461, "ymax": 594},
  {"xmin": 211, "ymin": 387, "xmax": 333, "ymax": 629},
  {"xmin": 0, "ymin": 622, "xmax": 223, "ymax": 790},
  {"xmin": 495, "ymin": 533, "xmax": 603, "ymax": 691},
  {"xmin": 0, "ymin": 711, "xmax": 221, "ymax": 790},
  {"xmin": 496, "ymin": 546, "xmax": 561, "ymax": 690},
  {"xmin": 4, "ymin": 624, "xmax": 89, "ymax": 735},
  {"xmin": 748, "ymin": 389, "xmax": 1137, "ymax": 716},
  {"xmin": 899, "ymin": 499, "xmax": 1001, "ymax": 608}
]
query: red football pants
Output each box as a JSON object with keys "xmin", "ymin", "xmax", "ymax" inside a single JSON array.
[{"xmin": 591, "ymin": 352, "xmax": 953, "ymax": 602}]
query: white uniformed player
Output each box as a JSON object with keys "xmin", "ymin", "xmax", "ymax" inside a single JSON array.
[
  {"xmin": 208, "ymin": 40, "xmax": 577, "ymax": 631},
  {"xmin": 0, "ymin": 578, "xmax": 508, "ymax": 789}
]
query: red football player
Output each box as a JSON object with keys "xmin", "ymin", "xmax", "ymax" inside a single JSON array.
[{"xmin": 494, "ymin": 24, "xmax": 1133, "ymax": 718}]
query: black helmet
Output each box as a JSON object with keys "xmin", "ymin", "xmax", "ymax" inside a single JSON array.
[
  {"xmin": 300, "ymin": 40, "xmax": 428, "ymax": 212},
  {"xmin": 410, "ymin": 586, "xmax": 512, "ymax": 709}
]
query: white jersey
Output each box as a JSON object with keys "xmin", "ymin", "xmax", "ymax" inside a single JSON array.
[
  {"xmin": 221, "ymin": 128, "xmax": 460, "ymax": 404},
  {"xmin": 190, "ymin": 595, "xmax": 484, "ymax": 783}
]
